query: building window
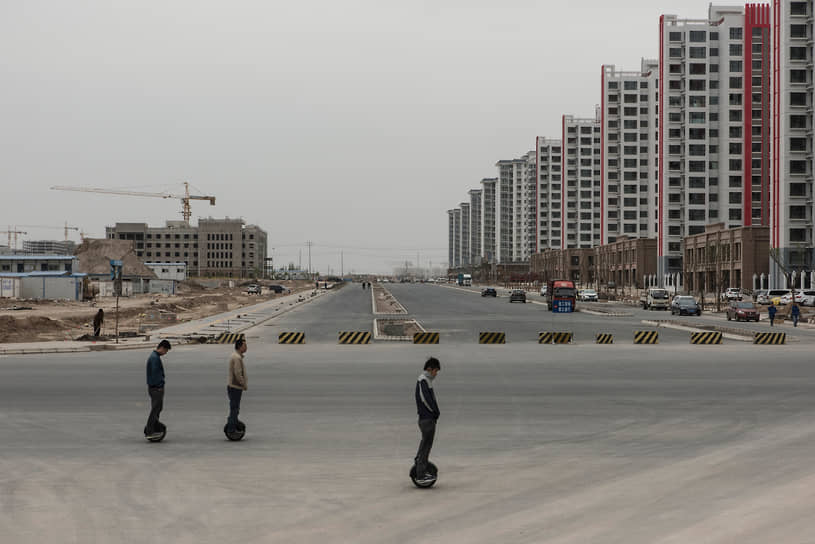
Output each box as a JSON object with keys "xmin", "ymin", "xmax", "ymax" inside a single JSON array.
[{"xmin": 689, "ymin": 31, "xmax": 706, "ymax": 42}]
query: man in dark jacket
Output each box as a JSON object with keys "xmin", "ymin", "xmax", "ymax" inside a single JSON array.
[
  {"xmin": 791, "ymin": 302, "xmax": 801, "ymax": 327},
  {"xmin": 414, "ymin": 357, "xmax": 441, "ymax": 484},
  {"xmin": 145, "ymin": 340, "xmax": 171, "ymax": 436},
  {"xmin": 92, "ymin": 309, "xmax": 104, "ymax": 337},
  {"xmin": 768, "ymin": 302, "xmax": 777, "ymax": 327}
]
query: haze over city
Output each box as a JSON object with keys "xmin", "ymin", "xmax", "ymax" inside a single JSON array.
[{"xmin": 4, "ymin": 0, "xmax": 688, "ymax": 274}]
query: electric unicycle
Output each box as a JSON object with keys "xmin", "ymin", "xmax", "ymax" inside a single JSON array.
[
  {"xmin": 223, "ymin": 420, "xmax": 246, "ymax": 441},
  {"xmin": 410, "ymin": 462, "xmax": 438, "ymax": 488},
  {"xmin": 144, "ymin": 422, "xmax": 167, "ymax": 443}
]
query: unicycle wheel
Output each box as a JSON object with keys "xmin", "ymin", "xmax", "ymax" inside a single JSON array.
[
  {"xmin": 144, "ymin": 422, "xmax": 167, "ymax": 443},
  {"xmin": 410, "ymin": 462, "xmax": 438, "ymax": 488},
  {"xmin": 223, "ymin": 421, "xmax": 246, "ymax": 441}
]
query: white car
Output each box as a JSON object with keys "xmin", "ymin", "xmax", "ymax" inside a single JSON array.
[
  {"xmin": 721, "ymin": 288, "xmax": 742, "ymax": 302},
  {"xmin": 800, "ymin": 290, "xmax": 815, "ymax": 306},
  {"xmin": 579, "ymin": 288, "xmax": 598, "ymax": 302},
  {"xmin": 780, "ymin": 291, "xmax": 810, "ymax": 305},
  {"xmin": 540, "ymin": 285, "xmax": 548, "ymax": 297}
]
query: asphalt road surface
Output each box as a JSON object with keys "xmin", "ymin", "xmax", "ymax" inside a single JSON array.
[{"xmin": 3, "ymin": 284, "xmax": 815, "ymax": 543}]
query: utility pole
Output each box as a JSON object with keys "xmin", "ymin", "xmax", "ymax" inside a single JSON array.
[{"xmin": 307, "ymin": 241, "xmax": 313, "ymax": 277}]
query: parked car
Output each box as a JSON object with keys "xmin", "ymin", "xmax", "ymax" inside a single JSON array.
[
  {"xmin": 540, "ymin": 285, "xmax": 548, "ymax": 297},
  {"xmin": 481, "ymin": 287, "xmax": 497, "ymax": 297},
  {"xmin": 247, "ymin": 284, "xmax": 261, "ymax": 295},
  {"xmin": 267, "ymin": 284, "xmax": 287, "ymax": 294},
  {"xmin": 726, "ymin": 301, "xmax": 760, "ymax": 322},
  {"xmin": 767, "ymin": 289, "xmax": 792, "ymax": 305},
  {"xmin": 579, "ymin": 288, "xmax": 598, "ymax": 302},
  {"xmin": 509, "ymin": 289, "xmax": 527, "ymax": 303},
  {"xmin": 799, "ymin": 290, "xmax": 815, "ymax": 306},
  {"xmin": 721, "ymin": 288, "xmax": 742, "ymax": 302},
  {"xmin": 670, "ymin": 296, "xmax": 701, "ymax": 316},
  {"xmin": 753, "ymin": 289, "xmax": 769, "ymax": 304},
  {"xmin": 779, "ymin": 291, "xmax": 808, "ymax": 305}
]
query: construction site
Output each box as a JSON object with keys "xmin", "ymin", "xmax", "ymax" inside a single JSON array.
[{"xmin": 0, "ymin": 182, "xmax": 289, "ymax": 344}]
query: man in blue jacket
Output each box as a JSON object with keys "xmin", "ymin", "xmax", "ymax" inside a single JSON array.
[
  {"xmin": 145, "ymin": 340, "xmax": 171, "ymax": 437},
  {"xmin": 414, "ymin": 357, "xmax": 441, "ymax": 484}
]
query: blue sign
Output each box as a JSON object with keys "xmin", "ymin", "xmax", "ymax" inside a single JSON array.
[
  {"xmin": 110, "ymin": 259, "xmax": 123, "ymax": 280},
  {"xmin": 552, "ymin": 299, "xmax": 574, "ymax": 313}
]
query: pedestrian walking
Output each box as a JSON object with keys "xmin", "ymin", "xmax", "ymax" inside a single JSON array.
[
  {"xmin": 414, "ymin": 357, "xmax": 441, "ymax": 485},
  {"xmin": 92, "ymin": 309, "xmax": 104, "ymax": 337},
  {"xmin": 145, "ymin": 340, "xmax": 171, "ymax": 437},
  {"xmin": 227, "ymin": 338, "xmax": 248, "ymax": 433},
  {"xmin": 791, "ymin": 302, "xmax": 800, "ymax": 327},
  {"xmin": 768, "ymin": 302, "xmax": 777, "ymax": 327}
]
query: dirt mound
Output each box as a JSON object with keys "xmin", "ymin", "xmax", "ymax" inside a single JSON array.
[{"xmin": 0, "ymin": 315, "xmax": 69, "ymax": 342}]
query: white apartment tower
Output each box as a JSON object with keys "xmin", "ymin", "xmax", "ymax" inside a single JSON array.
[
  {"xmin": 480, "ymin": 178, "xmax": 497, "ymax": 263},
  {"xmin": 495, "ymin": 158, "xmax": 531, "ymax": 263},
  {"xmin": 469, "ymin": 188, "xmax": 483, "ymax": 264},
  {"xmin": 535, "ymin": 137, "xmax": 563, "ymax": 251},
  {"xmin": 658, "ymin": 5, "xmax": 771, "ymax": 282},
  {"xmin": 771, "ymin": 0, "xmax": 813, "ymax": 287},
  {"xmin": 459, "ymin": 202, "xmax": 471, "ymax": 267},
  {"xmin": 601, "ymin": 60, "xmax": 659, "ymax": 245},
  {"xmin": 561, "ymin": 113, "xmax": 602, "ymax": 249}
]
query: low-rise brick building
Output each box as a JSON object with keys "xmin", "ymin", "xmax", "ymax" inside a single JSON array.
[
  {"xmin": 683, "ymin": 223, "xmax": 769, "ymax": 294},
  {"xmin": 595, "ymin": 237, "xmax": 657, "ymax": 290},
  {"xmin": 531, "ymin": 248, "xmax": 595, "ymax": 285}
]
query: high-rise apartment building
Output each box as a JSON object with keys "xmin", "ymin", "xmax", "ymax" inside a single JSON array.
[
  {"xmin": 535, "ymin": 137, "xmax": 563, "ymax": 251},
  {"xmin": 106, "ymin": 218, "xmax": 268, "ymax": 278},
  {"xmin": 601, "ymin": 60, "xmax": 659, "ymax": 246},
  {"xmin": 469, "ymin": 189, "xmax": 482, "ymax": 264},
  {"xmin": 481, "ymin": 178, "xmax": 497, "ymax": 263},
  {"xmin": 561, "ymin": 113, "xmax": 602, "ymax": 249},
  {"xmin": 447, "ymin": 209, "xmax": 455, "ymax": 269},
  {"xmin": 771, "ymin": 0, "xmax": 813, "ymax": 286},
  {"xmin": 459, "ymin": 202, "xmax": 471, "ymax": 267},
  {"xmin": 658, "ymin": 5, "xmax": 771, "ymax": 282}
]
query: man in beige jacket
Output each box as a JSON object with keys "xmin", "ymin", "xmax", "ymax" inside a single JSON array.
[{"xmin": 227, "ymin": 338, "xmax": 248, "ymax": 433}]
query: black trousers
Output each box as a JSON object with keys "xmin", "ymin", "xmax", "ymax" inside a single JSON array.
[
  {"xmin": 227, "ymin": 387, "xmax": 243, "ymax": 431},
  {"xmin": 146, "ymin": 387, "xmax": 164, "ymax": 434},
  {"xmin": 415, "ymin": 419, "xmax": 436, "ymax": 477},
  {"xmin": 94, "ymin": 326, "xmax": 101, "ymax": 337}
]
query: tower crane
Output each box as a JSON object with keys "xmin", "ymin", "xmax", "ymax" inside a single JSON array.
[
  {"xmin": 1, "ymin": 228, "xmax": 27, "ymax": 250},
  {"xmin": 50, "ymin": 182, "xmax": 216, "ymax": 224},
  {"xmin": 16, "ymin": 222, "xmax": 81, "ymax": 241}
]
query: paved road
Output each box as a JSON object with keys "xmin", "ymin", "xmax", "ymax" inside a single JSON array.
[
  {"xmin": 385, "ymin": 283, "xmax": 708, "ymax": 344},
  {"xmin": 4, "ymin": 284, "xmax": 815, "ymax": 542},
  {"xmin": 255, "ymin": 283, "xmax": 373, "ymax": 343}
]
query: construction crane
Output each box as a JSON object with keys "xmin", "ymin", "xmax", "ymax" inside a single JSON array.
[
  {"xmin": 1, "ymin": 228, "xmax": 27, "ymax": 250},
  {"xmin": 16, "ymin": 222, "xmax": 81, "ymax": 241},
  {"xmin": 50, "ymin": 182, "xmax": 216, "ymax": 224}
]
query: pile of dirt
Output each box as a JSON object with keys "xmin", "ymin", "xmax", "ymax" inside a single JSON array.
[
  {"xmin": 75, "ymin": 239, "xmax": 157, "ymax": 279},
  {"xmin": 0, "ymin": 315, "xmax": 70, "ymax": 343}
]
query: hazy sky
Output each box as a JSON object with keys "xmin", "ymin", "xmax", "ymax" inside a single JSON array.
[{"xmin": 2, "ymin": 0, "xmax": 710, "ymax": 274}]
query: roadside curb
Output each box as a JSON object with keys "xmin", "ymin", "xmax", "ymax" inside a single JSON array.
[{"xmin": 639, "ymin": 319, "xmax": 786, "ymax": 342}]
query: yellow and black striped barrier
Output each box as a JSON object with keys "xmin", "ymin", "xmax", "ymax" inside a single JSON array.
[
  {"xmin": 479, "ymin": 332, "xmax": 506, "ymax": 344},
  {"xmin": 539, "ymin": 332, "xmax": 573, "ymax": 344},
  {"xmin": 633, "ymin": 330, "xmax": 659, "ymax": 344},
  {"xmin": 690, "ymin": 331, "xmax": 722, "ymax": 344},
  {"xmin": 278, "ymin": 332, "xmax": 306, "ymax": 344},
  {"xmin": 338, "ymin": 331, "xmax": 371, "ymax": 344},
  {"xmin": 212, "ymin": 332, "xmax": 245, "ymax": 344},
  {"xmin": 753, "ymin": 332, "xmax": 786, "ymax": 345},
  {"xmin": 596, "ymin": 333, "xmax": 614, "ymax": 344},
  {"xmin": 413, "ymin": 332, "xmax": 440, "ymax": 344}
]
